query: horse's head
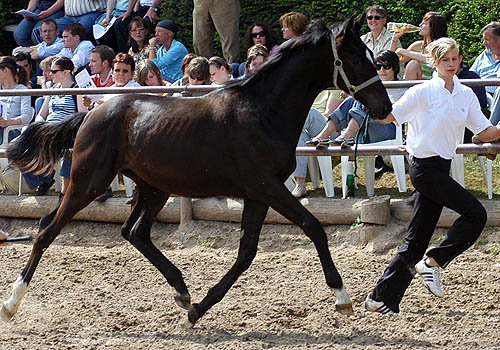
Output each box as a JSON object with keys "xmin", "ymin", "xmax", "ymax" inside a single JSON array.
[{"xmin": 330, "ymin": 16, "xmax": 392, "ymax": 119}]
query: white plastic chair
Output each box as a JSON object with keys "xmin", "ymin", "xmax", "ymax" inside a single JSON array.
[
  {"xmin": 111, "ymin": 174, "xmax": 134, "ymax": 197},
  {"xmin": 340, "ymin": 123, "xmax": 407, "ymax": 198},
  {"xmin": 285, "ymin": 155, "xmax": 335, "ymax": 197},
  {"xmin": 0, "ymin": 107, "xmax": 35, "ymax": 170}
]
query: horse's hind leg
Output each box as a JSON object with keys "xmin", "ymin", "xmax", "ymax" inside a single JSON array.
[
  {"xmin": 121, "ymin": 184, "xmax": 191, "ymax": 310},
  {"xmin": 188, "ymin": 198, "xmax": 269, "ymax": 326}
]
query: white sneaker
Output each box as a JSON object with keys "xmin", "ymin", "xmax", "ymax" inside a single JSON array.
[
  {"xmin": 291, "ymin": 183, "xmax": 307, "ymax": 198},
  {"xmin": 364, "ymin": 293, "xmax": 395, "ymax": 314},
  {"xmin": 415, "ymin": 259, "xmax": 444, "ymax": 298}
]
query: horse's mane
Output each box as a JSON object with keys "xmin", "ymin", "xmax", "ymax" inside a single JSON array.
[{"xmin": 226, "ymin": 20, "xmax": 343, "ymax": 90}]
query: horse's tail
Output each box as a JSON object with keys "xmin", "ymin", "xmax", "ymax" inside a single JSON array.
[{"xmin": 7, "ymin": 112, "xmax": 87, "ymax": 175}]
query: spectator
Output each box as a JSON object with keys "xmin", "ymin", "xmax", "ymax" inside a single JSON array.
[
  {"xmin": 13, "ymin": 19, "xmax": 63, "ymax": 62},
  {"xmin": 312, "ymin": 90, "xmax": 345, "ymax": 119},
  {"xmin": 279, "ymin": 12, "xmax": 308, "ymax": 40},
  {"xmin": 136, "ymin": 59, "xmax": 169, "ymax": 90},
  {"xmin": 56, "ymin": 23, "xmax": 95, "ymax": 70},
  {"xmin": 113, "ymin": 0, "xmax": 162, "ymax": 54},
  {"xmin": 128, "ymin": 17, "xmax": 152, "ymax": 68},
  {"xmin": 22, "ymin": 57, "xmax": 79, "ymax": 196},
  {"xmin": 95, "ymin": 0, "xmax": 128, "ymax": 27},
  {"xmin": 56, "ymin": 0, "xmax": 106, "ymax": 36},
  {"xmin": 470, "ymin": 22, "xmax": 500, "ymax": 95},
  {"xmin": 361, "ymin": 5, "xmax": 401, "ymax": 55},
  {"xmin": 244, "ymin": 44, "xmax": 269, "ymax": 75},
  {"xmin": 0, "ymin": 57, "xmax": 32, "ymax": 145},
  {"xmin": 173, "ymin": 56, "xmax": 211, "ymax": 97},
  {"xmin": 88, "ymin": 45, "xmax": 115, "ymax": 87},
  {"xmin": 490, "ymin": 88, "xmax": 500, "ymax": 126},
  {"xmin": 34, "ymin": 55, "xmax": 58, "ymax": 115},
  {"xmin": 243, "ymin": 21, "xmax": 280, "ymax": 55},
  {"xmin": 394, "ymin": 11, "xmax": 447, "ymax": 80},
  {"xmin": 13, "ymin": 52, "xmax": 34, "ymax": 88},
  {"xmin": 13, "ymin": 0, "xmax": 64, "ymax": 47},
  {"xmin": 148, "ymin": 20, "xmax": 188, "ymax": 83},
  {"xmin": 193, "ymin": 0, "xmax": 240, "ymax": 64},
  {"xmin": 170, "ymin": 53, "xmax": 198, "ymax": 88},
  {"xmin": 208, "ymin": 56, "xmax": 232, "ymax": 84},
  {"xmin": 306, "ymin": 50, "xmax": 405, "ymax": 148}
]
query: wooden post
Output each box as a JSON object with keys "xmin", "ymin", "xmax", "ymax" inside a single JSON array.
[
  {"xmin": 360, "ymin": 195, "xmax": 391, "ymax": 225},
  {"xmin": 180, "ymin": 197, "xmax": 192, "ymax": 224}
]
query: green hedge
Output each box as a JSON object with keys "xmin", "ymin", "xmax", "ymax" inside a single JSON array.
[{"xmin": 2, "ymin": 0, "xmax": 499, "ymax": 65}]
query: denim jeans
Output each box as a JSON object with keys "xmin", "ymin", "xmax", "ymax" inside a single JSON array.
[
  {"xmin": 488, "ymin": 87, "xmax": 500, "ymax": 126},
  {"xmin": 14, "ymin": 9, "xmax": 64, "ymax": 46},
  {"xmin": 0, "ymin": 128, "xmax": 21, "ymax": 145},
  {"xmin": 56, "ymin": 12, "xmax": 103, "ymax": 37}
]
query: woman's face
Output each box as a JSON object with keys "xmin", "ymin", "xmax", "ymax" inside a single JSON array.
[
  {"xmin": 129, "ymin": 22, "xmax": 147, "ymax": 44},
  {"xmin": 281, "ymin": 25, "xmax": 296, "ymax": 39},
  {"xmin": 419, "ymin": 19, "xmax": 431, "ymax": 38},
  {"xmin": 375, "ymin": 61, "xmax": 395, "ymax": 81},
  {"xmin": 436, "ymin": 49, "xmax": 459, "ymax": 80},
  {"xmin": 251, "ymin": 25, "xmax": 267, "ymax": 46},
  {"xmin": 188, "ymin": 73, "xmax": 207, "ymax": 86},
  {"xmin": 49, "ymin": 64, "xmax": 67, "ymax": 84},
  {"xmin": 113, "ymin": 62, "xmax": 133, "ymax": 87},
  {"xmin": 144, "ymin": 70, "xmax": 161, "ymax": 86},
  {"xmin": 249, "ymin": 55, "xmax": 265, "ymax": 72},
  {"xmin": 209, "ymin": 65, "xmax": 229, "ymax": 84},
  {"xmin": 366, "ymin": 10, "xmax": 386, "ymax": 33}
]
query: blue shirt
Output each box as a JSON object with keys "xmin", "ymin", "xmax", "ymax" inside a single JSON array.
[
  {"xmin": 152, "ymin": 39, "xmax": 188, "ymax": 83},
  {"xmin": 470, "ymin": 50, "xmax": 500, "ymax": 94}
]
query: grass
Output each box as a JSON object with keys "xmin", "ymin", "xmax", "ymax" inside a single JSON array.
[{"xmin": 305, "ymin": 154, "xmax": 500, "ymax": 200}]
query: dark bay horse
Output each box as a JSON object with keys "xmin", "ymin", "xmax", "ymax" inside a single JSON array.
[{"xmin": 3, "ymin": 17, "xmax": 391, "ymax": 325}]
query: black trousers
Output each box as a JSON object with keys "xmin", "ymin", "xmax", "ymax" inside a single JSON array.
[{"xmin": 371, "ymin": 156, "xmax": 487, "ymax": 312}]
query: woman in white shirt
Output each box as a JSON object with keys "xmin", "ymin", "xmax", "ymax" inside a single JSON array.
[
  {"xmin": 365, "ymin": 37, "xmax": 500, "ymax": 315},
  {"xmin": 0, "ymin": 56, "xmax": 31, "ymax": 145}
]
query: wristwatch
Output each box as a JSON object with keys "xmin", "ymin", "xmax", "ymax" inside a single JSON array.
[{"xmin": 150, "ymin": 7, "xmax": 158, "ymax": 12}]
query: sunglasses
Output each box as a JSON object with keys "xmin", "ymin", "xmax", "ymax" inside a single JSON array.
[
  {"xmin": 251, "ymin": 31, "xmax": 266, "ymax": 38},
  {"xmin": 190, "ymin": 75, "xmax": 205, "ymax": 81},
  {"xmin": 367, "ymin": 15, "xmax": 383, "ymax": 20},
  {"xmin": 50, "ymin": 69, "xmax": 63, "ymax": 74},
  {"xmin": 376, "ymin": 63, "xmax": 392, "ymax": 70}
]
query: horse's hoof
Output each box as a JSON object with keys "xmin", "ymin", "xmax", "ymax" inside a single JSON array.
[
  {"xmin": 174, "ymin": 294, "xmax": 191, "ymax": 310},
  {"xmin": 1, "ymin": 303, "xmax": 14, "ymax": 322},
  {"xmin": 187, "ymin": 303, "xmax": 201, "ymax": 326},
  {"xmin": 335, "ymin": 302, "xmax": 354, "ymax": 315}
]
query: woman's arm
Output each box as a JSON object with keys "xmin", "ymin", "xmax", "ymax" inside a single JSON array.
[
  {"xmin": 37, "ymin": 0, "xmax": 64, "ymax": 19},
  {"xmin": 375, "ymin": 112, "xmax": 396, "ymax": 124},
  {"xmin": 35, "ymin": 96, "xmax": 50, "ymax": 122}
]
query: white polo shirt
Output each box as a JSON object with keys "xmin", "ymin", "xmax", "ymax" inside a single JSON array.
[{"xmin": 392, "ymin": 73, "xmax": 492, "ymax": 159}]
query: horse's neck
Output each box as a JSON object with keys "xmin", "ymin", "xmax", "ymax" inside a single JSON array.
[{"xmin": 249, "ymin": 49, "xmax": 330, "ymax": 138}]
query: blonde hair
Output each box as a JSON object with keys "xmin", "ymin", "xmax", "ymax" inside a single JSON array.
[
  {"xmin": 426, "ymin": 37, "xmax": 459, "ymax": 67},
  {"xmin": 279, "ymin": 12, "xmax": 308, "ymax": 36},
  {"xmin": 39, "ymin": 56, "xmax": 57, "ymax": 71}
]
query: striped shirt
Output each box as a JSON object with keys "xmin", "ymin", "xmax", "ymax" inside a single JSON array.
[
  {"xmin": 64, "ymin": 0, "xmax": 106, "ymax": 17},
  {"xmin": 47, "ymin": 93, "xmax": 77, "ymax": 123}
]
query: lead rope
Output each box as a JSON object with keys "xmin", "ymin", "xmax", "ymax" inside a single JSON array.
[{"xmin": 352, "ymin": 114, "xmax": 370, "ymax": 178}]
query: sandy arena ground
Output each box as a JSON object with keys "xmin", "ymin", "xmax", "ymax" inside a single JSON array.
[{"xmin": 0, "ymin": 218, "xmax": 499, "ymax": 350}]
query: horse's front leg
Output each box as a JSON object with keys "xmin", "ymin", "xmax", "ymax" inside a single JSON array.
[
  {"xmin": 188, "ymin": 198, "xmax": 269, "ymax": 326},
  {"xmin": 121, "ymin": 185, "xmax": 191, "ymax": 310},
  {"xmin": 266, "ymin": 182, "xmax": 353, "ymax": 315}
]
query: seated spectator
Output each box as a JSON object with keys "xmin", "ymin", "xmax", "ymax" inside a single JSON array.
[
  {"xmin": 393, "ymin": 11, "xmax": 447, "ymax": 80},
  {"xmin": 0, "ymin": 57, "xmax": 32, "ymax": 145},
  {"xmin": 22, "ymin": 57, "xmax": 79, "ymax": 196},
  {"xmin": 13, "ymin": 19, "xmax": 63, "ymax": 63},
  {"xmin": 136, "ymin": 59, "xmax": 169, "ymax": 92},
  {"xmin": 360, "ymin": 5, "xmax": 401, "ymax": 55},
  {"xmin": 34, "ymin": 55, "xmax": 58, "ymax": 115},
  {"xmin": 113, "ymin": 0, "xmax": 162, "ymax": 53},
  {"xmin": 172, "ymin": 56, "xmax": 211, "ymax": 97},
  {"xmin": 148, "ymin": 20, "xmax": 189, "ymax": 83},
  {"xmin": 13, "ymin": 0, "xmax": 64, "ymax": 47},
  {"xmin": 312, "ymin": 90, "xmax": 345, "ymax": 118},
  {"xmin": 95, "ymin": 0, "xmax": 128, "ymax": 26},
  {"xmin": 128, "ymin": 17, "xmax": 152, "ymax": 68},
  {"xmin": 470, "ymin": 22, "xmax": 500, "ymax": 96},
  {"xmin": 56, "ymin": 23, "xmax": 95, "ymax": 70},
  {"xmin": 306, "ymin": 50, "xmax": 406, "ymax": 147},
  {"xmin": 170, "ymin": 53, "xmax": 198, "ymax": 88},
  {"xmin": 13, "ymin": 52, "xmax": 35, "ymax": 88},
  {"xmin": 56, "ymin": 0, "xmax": 106, "ymax": 36},
  {"xmin": 490, "ymin": 88, "xmax": 500, "ymax": 126},
  {"xmin": 89, "ymin": 45, "xmax": 115, "ymax": 87},
  {"xmin": 244, "ymin": 21, "xmax": 280, "ymax": 56},
  {"xmin": 279, "ymin": 12, "xmax": 308, "ymax": 40},
  {"xmin": 208, "ymin": 56, "xmax": 232, "ymax": 84},
  {"xmin": 244, "ymin": 44, "xmax": 269, "ymax": 75}
]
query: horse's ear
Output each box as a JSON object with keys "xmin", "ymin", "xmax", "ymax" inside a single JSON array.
[{"xmin": 353, "ymin": 14, "xmax": 365, "ymax": 35}]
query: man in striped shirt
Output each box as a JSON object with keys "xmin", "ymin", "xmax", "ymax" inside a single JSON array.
[{"xmin": 56, "ymin": 0, "xmax": 106, "ymax": 36}]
